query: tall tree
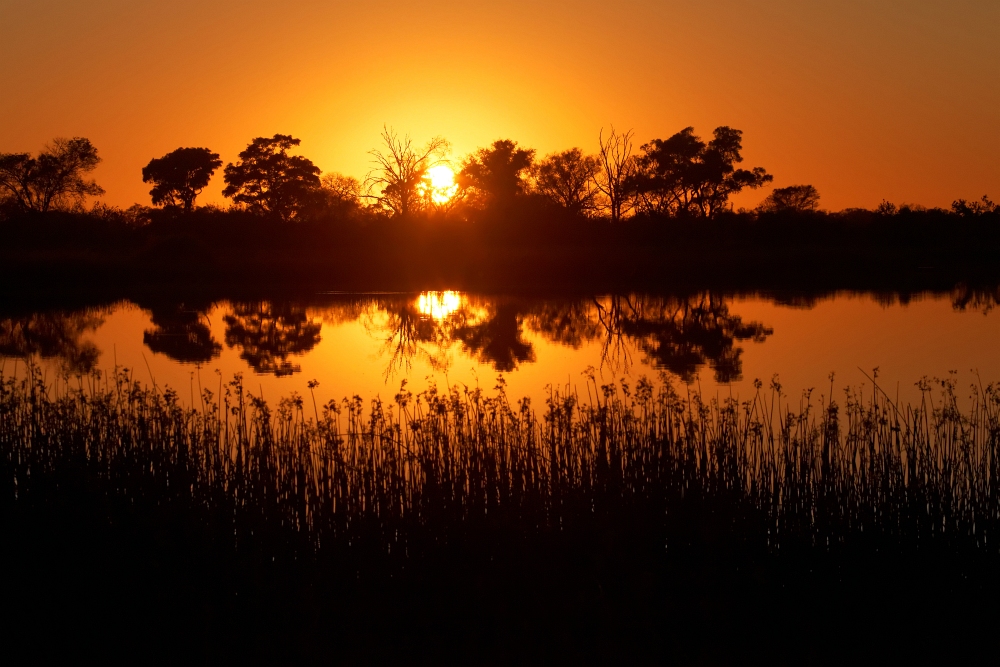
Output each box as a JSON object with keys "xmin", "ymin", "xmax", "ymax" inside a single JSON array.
[
  {"xmin": 534, "ymin": 148, "xmax": 601, "ymax": 215},
  {"xmin": 142, "ymin": 147, "xmax": 222, "ymax": 212},
  {"xmin": 594, "ymin": 127, "xmax": 634, "ymax": 222},
  {"xmin": 222, "ymin": 134, "xmax": 321, "ymax": 221},
  {"xmin": 364, "ymin": 127, "xmax": 448, "ymax": 217},
  {"xmin": 458, "ymin": 139, "xmax": 535, "ymax": 207},
  {"xmin": 632, "ymin": 126, "xmax": 772, "ymax": 217},
  {"xmin": 0, "ymin": 137, "xmax": 104, "ymax": 212}
]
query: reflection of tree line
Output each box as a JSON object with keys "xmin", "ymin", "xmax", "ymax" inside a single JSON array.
[
  {"xmin": 0, "ymin": 295, "xmax": 774, "ymax": 382},
  {"xmin": 347, "ymin": 293, "xmax": 772, "ymax": 382},
  {"xmin": 0, "ymin": 302, "xmax": 324, "ymax": 378},
  {"xmin": 0, "ymin": 309, "xmax": 106, "ymax": 373},
  {"xmin": 142, "ymin": 301, "xmax": 322, "ymax": 376}
]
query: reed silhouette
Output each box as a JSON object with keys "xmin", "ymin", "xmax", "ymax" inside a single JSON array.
[{"xmin": 1, "ymin": 365, "xmax": 997, "ymax": 662}]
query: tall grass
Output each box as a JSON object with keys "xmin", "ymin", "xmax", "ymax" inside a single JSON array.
[
  {"xmin": 2, "ymin": 364, "xmax": 999, "ymax": 662},
  {"xmin": 2, "ymin": 365, "xmax": 998, "ymax": 559}
]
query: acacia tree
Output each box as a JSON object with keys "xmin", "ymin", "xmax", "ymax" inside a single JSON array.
[
  {"xmin": 757, "ymin": 184, "xmax": 821, "ymax": 213},
  {"xmin": 0, "ymin": 137, "xmax": 104, "ymax": 212},
  {"xmin": 222, "ymin": 134, "xmax": 321, "ymax": 221},
  {"xmin": 593, "ymin": 127, "xmax": 635, "ymax": 222},
  {"xmin": 632, "ymin": 126, "xmax": 772, "ymax": 217},
  {"xmin": 534, "ymin": 148, "xmax": 600, "ymax": 215},
  {"xmin": 458, "ymin": 139, "xmax": 535, "ymax": 208},
  {"xmin": 142, "ymin": 147, "xmax": 222, "ymax": 212},
  {"xmin": 364, "ymin": 127, "xmax": 449, "ymax": 217}
]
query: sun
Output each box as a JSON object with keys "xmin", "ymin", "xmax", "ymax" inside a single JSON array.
[{"xmin": 422, "ymin": 164, "xmax": 458, "ymax": 204}]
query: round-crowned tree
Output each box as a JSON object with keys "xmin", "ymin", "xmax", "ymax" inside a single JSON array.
[
  {"xmin": 222, "ymin": 134, "xmax": 321, "ymax": 221},
  {"xmin": 142, "ymin": 147, "xmax": 222, "ymax": 212}
]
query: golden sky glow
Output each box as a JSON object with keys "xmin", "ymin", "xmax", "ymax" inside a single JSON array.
[{"xmin": 1, "ymin": 0, "xmax": 997, "ymax": 211}]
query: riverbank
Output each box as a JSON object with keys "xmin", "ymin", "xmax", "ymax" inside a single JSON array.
[{"xmin": 3, "ymin": 206, "xmax": 1000, "ymax": 297}]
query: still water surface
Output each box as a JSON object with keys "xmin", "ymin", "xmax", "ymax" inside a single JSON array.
[{"xmin": 2, "ymin": 290, "xmax": 998, "ymax": 408}]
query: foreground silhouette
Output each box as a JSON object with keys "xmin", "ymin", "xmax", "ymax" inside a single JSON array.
[{"xmin": 1, "ymin": 369, "xmax": 996, "ymax": 663}]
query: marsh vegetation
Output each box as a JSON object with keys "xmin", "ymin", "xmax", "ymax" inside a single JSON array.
[{"xmin": 2, "ymin": 364, "xmax": 998, "ymax": 662}]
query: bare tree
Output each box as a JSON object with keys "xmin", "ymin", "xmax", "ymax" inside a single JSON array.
[
  {"xmin": 593, "ymin": 127, "xmax": 635, "ymax": 222},
  {"xmin": 364, "ymin": 126, "xmax": 449, "ymax": 217}
]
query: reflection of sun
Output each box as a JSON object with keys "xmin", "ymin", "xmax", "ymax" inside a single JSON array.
[
  {"xmin": 421, "ymin": 165, "xmax": 458, "ymax": 204},
  {"xmin": 417, "ymin": 291, "xmax": 462, "ymax": 319}
]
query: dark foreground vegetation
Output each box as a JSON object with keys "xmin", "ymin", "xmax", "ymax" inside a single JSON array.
[{"xmin": 2, "ymin": 366, "xmax": 998, "ymax": 664}]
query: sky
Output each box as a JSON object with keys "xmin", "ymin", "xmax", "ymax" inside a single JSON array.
[{"xmin": 1, "ymin": 0, "xmax": 998, "ymax": 211}]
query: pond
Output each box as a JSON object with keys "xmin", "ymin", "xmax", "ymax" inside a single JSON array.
[{"xmin": 2, "ymin": 287, "xmax": 998, "ymax": 409}]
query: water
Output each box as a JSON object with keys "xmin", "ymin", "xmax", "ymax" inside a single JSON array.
[{"xmin": 2, "ymin": 288, "xmax": 999, "ymax": 408}]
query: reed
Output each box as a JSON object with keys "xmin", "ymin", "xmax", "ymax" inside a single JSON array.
[{"xmin": 1, "ymin": 364, "xmax": 998, "ymax": 661}]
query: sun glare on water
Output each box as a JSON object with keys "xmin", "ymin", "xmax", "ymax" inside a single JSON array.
[
  {"xmin": 422, "ymin": 165, "xmax": 458, "ymax": 204},
  {"xmin": 417, "ymin": 291, "xmax": 463, "ymax": 319}
]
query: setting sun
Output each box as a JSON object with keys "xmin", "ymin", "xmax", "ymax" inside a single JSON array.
[{"xmin": 422, "ymin": 164, "xmax": 458, "ymax": 204}]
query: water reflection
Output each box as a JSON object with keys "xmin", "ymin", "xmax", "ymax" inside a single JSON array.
[
  {"xmin": 417, "ymin": 291, "xmax": 463, "ymax": 320},
  {"xmin": 0, "ymin": 309, "xmax": 105, "ymax": 373},
  {"xmin": 142, "ymin": 302, "xmax": 221, "ymax": 364},
  {"xmin": 596, "ymin": 295, "xmax": 773, "ymax": 382},
  {"xmin": 2, "ymin": 288, "xmax": 996, "ymax": 391},
  {"xmin": 223, "ymin": 302, "xmax": 322, "ymax": 376},
  {"xmin": 358, "ymin": 293, "xmax": 768, "ymax": 380},
  {"xmin": 453, "ymin": 301, "xmax": 535, "ymax": 372},
  {"xmin": 951, "ymin": 284, "xmax": 1000, "ymax": 314}
]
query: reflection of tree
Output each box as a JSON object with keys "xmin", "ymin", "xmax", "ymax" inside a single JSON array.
[
  {"xmin": 526, "ymin": 301, "xmax": 601, "ymax": 348},
  {"xmin": 529, "ymin": 294, "xmax": 773, "ymax": 383},
  {"xmin": 312, "ymin": 292, "xmax": 771, "ymax": 382},
  {"xmin": 0, "ymin": 310, "xmax": 104, "ymax": 373},
  {"xmin": 366, "ymin": 298, "xmax": 451, "ymax": 379},
  {"xmin": 142, "ymin": 303, "xmax": 221, "ymax": 364},
  {"xmin": 223, "ymin": 302, "xmax": 322, "ymax": 376},
  {"xmin": 952, "ymin": 285, "xmax": 1000, "ymax": 315},
  {"xmin": 608, "ymin": 295, "xmax": 771, "ymax": 383},
  {"xmin": 452, "ymin": 302, "xmax": 535, "ymax": 373}
]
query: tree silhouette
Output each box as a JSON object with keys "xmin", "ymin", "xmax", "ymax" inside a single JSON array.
[
  {"xmin": 459, "ymin": 140, "xmax": 535, "ymax": 208},
  {"xmin": 0, "ymin": 137, "xmax": 104, "ymax": 212},
  {"xmin": 222, "ymin": 135, "xmax": 321, "ymax": 221},
  {"xmin": 142, "ymin": 147, "xmax": 222, "ymax": 212},
  {"xmin": 758, "ymin": 184, "xmax": 820, "ymax": 213},
  {"xmin": 951, "ymin": 195, "xmax": 998, "ymax": 217},
  {"xmin": 632, "ymin": 126, "xmax": 772, "ymax": 217},
  {"xmin": 364, "ymin": 127, "xmax": 449, "ymax": 217},
  {"xmin": 223, "ymin": 302, "xmax": 322, "ymax": 376},
  {"xmin": 142, "ymin": 303, "xmax": 221, "ymax": 363},
  {"xmin": 594, "ymin": 127, "xmax": 635, "ymax": 222},
  {"xmin": 534, "ymin": 148, "xmax": 601, "ymax": 215}
]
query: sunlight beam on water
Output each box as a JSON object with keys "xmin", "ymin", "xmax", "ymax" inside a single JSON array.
[{"xmin": 417, "ymin": 291, "xmax": 463, "ymax": 320}]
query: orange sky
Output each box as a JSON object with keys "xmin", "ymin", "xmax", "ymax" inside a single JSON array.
[{"xmin": 2, "ymin": 0, "xmax": 997, "ymax": 211}]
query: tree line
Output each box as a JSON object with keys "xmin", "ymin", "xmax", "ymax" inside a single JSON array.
[{"xmin": 1, "ymin": 128, "xmax": 996, "ymax": 224}]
